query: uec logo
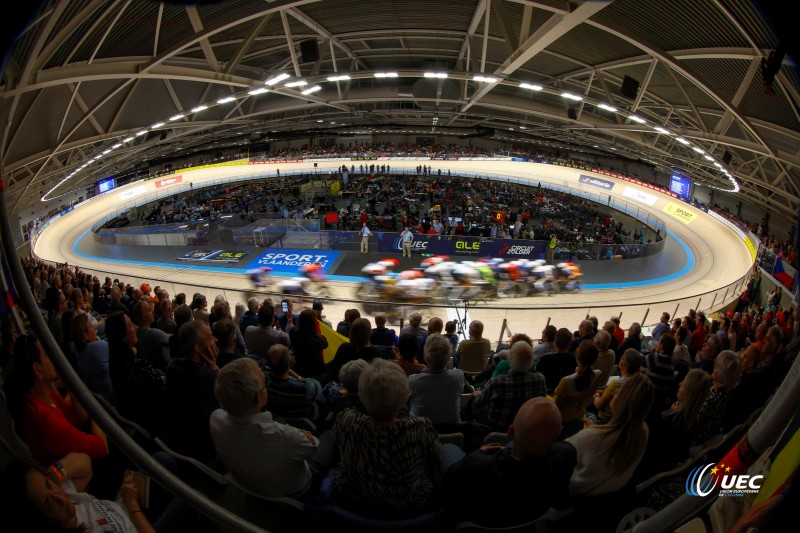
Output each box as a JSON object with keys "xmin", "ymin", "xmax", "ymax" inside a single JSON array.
[{"xmin": 685, "ymin": 463, "xmax": 763, "ymax": 497}]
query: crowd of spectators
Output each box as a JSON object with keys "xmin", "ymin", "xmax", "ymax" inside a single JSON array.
[{"xmin": 2, "ymin": 254, "xmax": 797, "ymax": 530}]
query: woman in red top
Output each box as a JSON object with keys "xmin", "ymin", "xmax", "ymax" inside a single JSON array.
[{"xmin": 5, "ymin": 334, "xmax": 108, "ymax": 467}]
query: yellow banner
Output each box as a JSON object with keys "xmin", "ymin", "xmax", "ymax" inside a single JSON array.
[
  {"xmin": 663, "ymin": 203, "xmax": 696, "ymax": 224},
  {"xmin": 330, "ymin": 181, "xmax": 341, "ymax": 195},
  {"xmin": 300, "ymin": 182, "xmax": 313, "ymax": 193},
  {"xmin": 744, "ymin": 236, "xmax": 756, "ymax": 260},
  {"xmin": 173, "ymin": 160, "xmax": 248, "ymax": 174},
  {"xmin": 319, "ymin": 321, "xmax": 349, "ymax": 364}
]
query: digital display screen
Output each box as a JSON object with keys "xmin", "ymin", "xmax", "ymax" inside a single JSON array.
[
  {"xmin": 97, "ymin": 177, "xmax": 116, "ymax": 194},
  {"xmin": 670, "ymin": 175, "xmax": 692, "ymax": 199}
]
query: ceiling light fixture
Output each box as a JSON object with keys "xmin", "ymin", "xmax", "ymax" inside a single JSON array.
[
  {"xmin": 302, "ymin": 86, "xmax": 322, "ymax": 95},
  {"xmin": 561, "ymin": 92, "xmax": 582, "ymax": 101},
  {"xmin": 248, "ymin": 88, "xmax": 268, "ymax": 95},
  {"xmin": 285, "ymin": 81, "xmax": 308, "ymax": 88},
  {"xmin": 424, "ymin": 72, "xmax": 448, "ymax": 78},
  {"xmin": 519, "ymin": 83, "xmax": 543, "ymax": 90},
  {"xmin": 374, "ymin": 72, "xmax": 399, "ymax": 78},
  {"xmin": 327, "ymin": 75, "xmax": 351, "ymax": 82},
  {"xmin": 265, "ymin": 73, "xmax": 290, "ymax": 85},
  {"xmin": 217, "ymin": 97, "xmax": 236, "ymax": 104},
  {"xmin": 597, "ymin": 104, "xmax": 617, "ymax": 112},
  {"xmin": 190, "ymin": 105, "xmax": 208, "ymax": 113},
  {"xmin": 473, "ymin": 75, "xmax": 498, "ymax": 83}
]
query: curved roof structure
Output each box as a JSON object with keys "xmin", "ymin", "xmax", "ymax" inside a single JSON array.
[{"xmin": 2, "ymin": 0, "xmax": 798, "ymax": 227}]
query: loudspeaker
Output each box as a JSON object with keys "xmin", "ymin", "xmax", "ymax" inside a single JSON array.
[
  {"xmin": 621, "ymin": 75, "xmax": 640, "ymax": 99},
  {"xmin": 567, "ymin": 108, "xmax": 577, "ymax": 120},
  {"xmin": 722, "ymin": 151, "xmax": 732, "ymax": 165},
  {"xmin": 300, "ymin": 39, "xmax": 320, "ymax": 62}
]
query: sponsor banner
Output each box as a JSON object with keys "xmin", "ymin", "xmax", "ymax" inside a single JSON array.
[
  {"xmin": 247, "ymin": 249, "xmax": 339, "ymax": 272},
  {"xmin": 351, "ymin": 156, "xmax": 378, "ymax": 161},
  {"xmin": 390, "ymin": 156, "xmax": 433, "ymax": 161},
  {"xmin": 303, "ymin": 157, "xmax": 350, "ymax": 162},
  {"xmin": 511, "ymin": 157, "xmax": 529, "ymax": 162},
  {"xmin": 330, "ymin": 181, "xmax": 341, "ymax": 195},
  {"xmin": 118, "ymin": 185, "xmax": 146, "ymax": 200},
  {"xmin": 707, "ymin": 210, "xmax": 757, "ymax": 259},
  {"xmin": 249, "ymin": 159, "xmax": 303, "ymax": 164},
  {"xmin": 622, "ymin": 187, "xmax": 658, "ymax": 206},
  {"xmin": 579, "ymin": 174, "xmax": 615, "ymax": 190},
  {"xmin": 174, "ymin": 160, "xmax": 247, "ymax": 174},
  {"xmin": 376, "ymin": 233, "xmax": 546, "ymax": 259},
  {"xmin": 155, "ymin": 175, "xmax": 183, "ymax": 188},
  {"xmin": 177, "ymin": 250, "xmax": 248, "ymax": 263},
  {"xmin": 457, "ymin": 156, "xmax": 512, "ymax": 161},
  {"xmin": 663, "ymin": 203, "xmax": 696, "ymax": 224}
]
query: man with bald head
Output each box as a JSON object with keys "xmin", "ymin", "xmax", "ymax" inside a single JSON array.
[
  {"xmin": 592, "ymin": 330, "xmax": 615, "ymax": 387},
  {"xmin": 568, "ymin": 319, "xmax": 594, "ymax": 352},
  {"xmin": 443, "ymin": 397, "xmax": 576, "ymax": 526}
]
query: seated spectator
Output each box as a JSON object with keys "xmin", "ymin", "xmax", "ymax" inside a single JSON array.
[
  {"xmin": 155, "ymin": 298, "xmax": 177, "ymax": 335},
  {"xmin": 69, "ymin": 313, "xmax": 114, "ymax": 404},
  {"xmin": 239, "ymin": 297, "xmax": 260, "ymax": 334},
  {"xmin": 603, "ymin": 320, "xmax": 619, "ymax": 351},
  {"xmin": 191, "ymin": 294, "xmax": 209, "ymax": 324},
  {"xmin": 443, "ymin": 320, "xmax": 459, "ymax": 360},
  {"xmin": 168, "ymin": 304, "xmax": 193, "ymax": 360},
  {"xmin": 322, "ymin": 359, "xmax": 368, "ymax": 419},
  {"xmin": 533, "ymin": 325, "xmax": 558, "ymax": 367},
  {"xmin": 371, "ymin": 313, "xmax": 398, "ymax": 347},
  {"xmin": 393, "ymin": 331, "xmax": 426, "ymax": 376},
  {"xmin": 610, "ymin": 316, "xmax": 625, "ymax": 348},
  {"xmin": 409, "ymin": 334, "xmax": 465, "ymax": 427},
  {"xmin": 266, "ymin": 344, "xmax": 324, "ymax": 421},
  {"xmin": 672, "ymin": 326, "xmax": 691, "ymax": 380},
  {"xmin": 400, "ymin": 312, "xmax": 428, "ymax": 362},
  {"xmin": 289, "ymin": 308, "xmax": 329, "ymax": 381},
  {"xmin": 615, "ymin": 322, "xmax": 642, "ymax": 362},
  {"xmin": 330, "ymin": 358, "xmax": 442, "ymax": 519},
  {"xmin": 164, "ymin": 321, "xmax": 220, "ymax": 462},
  {"xmin": 211, "ymin": 357, "xmax": 332, "ymax": 498},
  {"xmin": 472, "ymin": 342, "xmax": 546, "ymax": 431},
  {"xmin": 0, "ymin": 453, "xmax": 216, "ymax": 533},
  {"xmin": 553, "ymin": 340, "xmax": 603, "ymax": 438},
  {"xmin": 134, "ymin": 299, "xmax": 170, "ymax": 374},
  {"xmin": 336, "ymin": 308, "xmax": 360, "ymax": 338},
  {"xmin": 4, "ymin": 333, "xmax": 109, "ymax": 467},
  {"xmin": 491, "ymin": 333, "xmax": 533, "ymax": 378},
  {"xmin": 594, "ymin": 349, "xmax": 642, "ymax": 423},
  {"xmin": 456, "ymin": 320, "xmax": 491, "ymax": 372},
  {"xmin": 592, "ymin": 330, "xmax": 615, "ymax": 387},
  {"xmin": 568, "ymin": 319, "xmax": 594, "ymax": 353},
  {"xmin": 244, "ymin": 303, "xmax": 290, "ymax": 362},
  {"xmin": 691, "ymin": 350, "xmax": 741, "ymax": 447},
  {"xmin": 443, "ymin": 397, "xmax": 576, "ymax": 527},
  {"xmin": 312, "ymin": 298, "xmax": 333, "ymax": 329},
  {"xmin": 209, "ymin": 300, "xmax": 248, "ymax": 357},
  {"xmin": 106, "ymin": 311, "xmax": 168, "ymax": 437},
  {"xmin": 694, "ymin": 334, "xmax": 722, "ymax": 374},
  {"xmin": 644, "ymin": 332, "xmax": 678, "ymax": 416},
  {"xmin": 328, "ymin": 318, "xmax": 381, "ymax": 381},
  {"xmin": 639, "ymin": 369, "xmax": 711, "ymax": 479},
  {"xmin": 567, "ymin": 372, "xmax": 655, "ymax": 497},
  {"xmin": 650, "ymin": 312, "xmax": 671, "ymax": 347},
  {"xmin": 537, "ymin": 328, "xmax": 577, "ymax": 393},
  {"xmin": 212, "ymin": 318, "xmax": 244, "ymax": 368}
]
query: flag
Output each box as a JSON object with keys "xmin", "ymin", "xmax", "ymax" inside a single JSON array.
[
  {"xmin": 773, "ymin": 257, "xmax": 793, "ymax": 288},
  {"xmin": 319, "ymin": 320, "xmax": 349, "ymax": 364}
]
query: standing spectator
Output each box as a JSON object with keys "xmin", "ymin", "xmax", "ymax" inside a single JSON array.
[
  {"xmin": 370, "ymin": 313, "xmax": 398, "ymax": 347},
  {"xmin": 400, "ymin": 226, "xmax": 414, "ymax": 257},
  {"xmin": 359, "ymin": 222, "xmax": 373, "ymax": 254}
]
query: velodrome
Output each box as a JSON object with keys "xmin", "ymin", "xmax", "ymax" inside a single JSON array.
[{"xmin": 33, "ymin": 159, "xmax": 755, "ymax": 338}]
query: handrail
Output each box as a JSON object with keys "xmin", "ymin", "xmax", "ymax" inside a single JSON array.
[{"xmin": 0, "ymin": 186, "xmax": 269, "ymax": 533}]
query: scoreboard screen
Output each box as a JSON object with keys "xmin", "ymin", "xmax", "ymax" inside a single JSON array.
[
  {"xmin": 97, "ymin": 177, "xmax": 116, "ymax": 194},
  {"xmin": 670, "ymin": 175, "xmax": 692, "ymax": 199}
]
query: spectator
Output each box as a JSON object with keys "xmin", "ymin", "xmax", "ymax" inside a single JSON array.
[
  {"xmin": 239, "ymin": 297, "xmax": 259, "ymax": 334},
  {"xmin": 553, "ymin": 340, "xmax": 603, "ymax": 438},
  {"xmin": 266, "ymin": 344, "xmax": 325, "ymax": 421},
  {"xmin": 567, "ymin": 372, "xmax": 655, "ymax": 497},
  {"xmin": 155, "ymin": 298, "xmax": 177, "ymax": 335},
  {"xmin": 455, "ymin": 320, "xmax": 491, "ymax": 372},
  {"xmin": 691, "ymin": 350, "xmax": 741, "ymax": 447},
  {"xmin": 400, "ymin": 312, "xmax": 428, "ymax": 361},
  {"xmin": 370, "ymin": 313, "xmax": 398, "ymax": 347},
  {"xmin": 336, "ymin": 308, "xmax": 360, "ymax": 338},
  {"xmin": 650, "ymin": 312, "xmax": 671, "ymax": 347},
  {"xmin": 615, "ymin": 322, "xmax": 642, "ymax": 362},
  {"xmin": 568, "ymin": 320, "xmax": 594, "ymax": 352},
  {"xmin": 443, "ymin": 397, "xmax": 576, "ymax": 527},
  {"xmin": 536, "ymin": 328, "xmax": 577, "ymax": 393},
  {"xmin": 491, "ymin": 333, "xmax": 533, "ymax": 378},
  {"xmin": 289, "ymin": 308, "xmax": 329, "ymax": 381},
  {"xmin": 322, "ymin": 359, "xmax": 368, "ymax": 419},
  {"xmin": 211, "ymin": 357, "xmax": 333, "ymax": 498},
  {"xmin": 69, "ymin": 313, "xmax": 114, "ymax": 404},
  {"xmin": 694, "ymin": 334, "xmax": 722, "ymax": 374},
  {"xmin": 312, "ymin": 298, "xmax": 333, "ymax": 329},
  {"xmin": 594, "ymin": 349, "xmax": 643, "ymax": 423},
  {"xmin": 329, "ymin": 358, "xmax": 442, "ymax": 518},
  {"xmin": 328, "ymin": 318, "xmax": 381, "ymax": 381},
  {"xmin": 408, "ymin": 334, "xmax": 465, "ymax": 427},
  {"xmin": 133, "ymin": 299, "xmax": 170, "ymax": 374},
  {"xmin": 164, "ymin": 321, "xmax": 220, "ymax": 462},
  {"xmin": 212, "ymin": 318, "xmax": 244, "ymax": 368},
  {"xmin": 106, "ymin": 311, "xmax": 168, "ymax": 438},
  {"xmin": 393, "ymin": 331, "xmax": 426, "ymax": 377},
  {"xmin": 592, "ymin": 330, "xmax": 616, "ymax": 387},
  {"xmin": 244, "ymin": 303, "xmax": 290, "ymax": 362},
  {"xmin": 443, "ymin": 320, "xmax": 459, "ymax": 360},
  {"xmin": 533, "ymin": 325, "xmax": 557, "ymax": 367},
  {"xmin": 190, "ymin": 294, "xmax": 209, "ymax": 324},
  {"xmin": 472, "ymin": 341, "xmax": 546, "ymax": 431},
  {"xmin": 644, "ymin": 332, "xmax": 678, "ymax": 416},
  {"xmin": 169, "ymin": 304, "xmax": 193, "ymax": 360}
]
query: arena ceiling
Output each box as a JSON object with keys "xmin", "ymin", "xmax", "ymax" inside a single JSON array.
[{"xmin": 1, "ymin": 0, "xmax": 798, "ymax": 226}]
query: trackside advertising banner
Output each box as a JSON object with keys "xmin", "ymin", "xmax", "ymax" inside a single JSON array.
[
  {"xmin": 177, "ymin": 250, "xmax": 248, "ymax": 263},
  {"xmin": 376, "ymin": 233, "xmax": 547, "ymax": 259},
  {"xmin": 579, "ymin": 175, "xmax": 615, "ymax": 190},
  {"xmin": 247, "ymin": 249, "xmax": 340, "ymax": 272}
]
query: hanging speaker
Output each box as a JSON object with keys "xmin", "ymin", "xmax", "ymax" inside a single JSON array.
[
  {"xmin": 300, "ymin": 39, "xmax": 320, "ymax": 62},
  {"xmin": 722, "ymin": 151, "xmax": 732, "ymax": 165},
  {"xmin": 567, "ymin": 108, "xmax": 578, "ymax": 120},
  {"xmin": 621, "ymin": 75, "xmax": 640, "ymax": 99}
]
